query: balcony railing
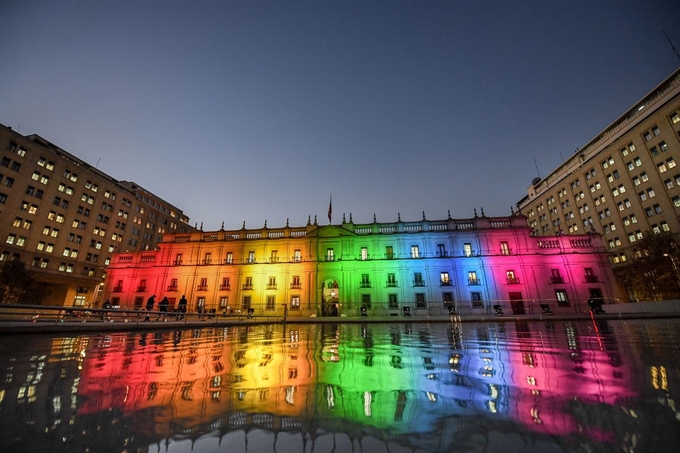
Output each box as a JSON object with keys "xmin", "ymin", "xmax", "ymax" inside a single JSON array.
[
  {"xmin": 112, "ymin": 286, "xmax": 123, "ymax": 293},
  {"xmin": 360, "ymin": 282, "xmax": 371, "ymax": 288},
  {"xmin": 500, "ymin": 248, "xmax": 513, "ymax": 255},
  {"xmin": 242, "ymin": 284, "xmax": 253, "ymax": 290},
  {"xmin": 197, "ymin": 285, "xmax": 208, "ymax": 291},
  {"xmin": 413, "ymin": 281, "xmax": 425, "ymax": 287},
  {"xmin": 202, "ymin": 259, "xmax": 212, "ymax": 265},
  {"xmin": 219, "ymin": 285, "xmax": 231, "ymax": 291},
  {"xmin": 386, "ymin": 281, "xmax": 398, "ymax": 287},
  {"xmin": 269, "ymin": 257, "xmax": 279, "ymax": 263},
  {"xmin": 166, "ymin": 285, "xmax": 178, "ymax": 292},
  {"xmin": 507, "ymin": 277, "xmax": 520, "ymax": 285},
  {"xmin": 290, "ymin": 283, "xmax": 301, "ymax": 289},
  {"xmin": 436, "ymin": 251, "xmax": 449, "ymax": 258},
  {"xmin": 136, "ymin": 286, "xmax": 146, "ymax": 292},
  {"xmin": 266, "ymin": 284, "xmax": 277, "ymax": 290},
  {"xmin": 440, "ymin": 281, "xmax": 452, "ymax": 286},
  {"xmin": 468, "ymin": 279, "xmax": 481, "ymax": 286},
  {"xmin": 173, "ymin": 260, "xmax": 182, "ymax": 266},
  {"xmin": 550, "ymin": 276, "xmax": 564, "ymax": 284},
  {"xmin": 585, "ymin": 275, "xmax": 599, "ymax": 283}
]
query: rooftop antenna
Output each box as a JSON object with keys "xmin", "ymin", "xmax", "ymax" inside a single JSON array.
[
  {"xmin": 664, "ymin": 30, "xmax": 680, "ymax": 63},
  {"xmin": 96, "ymin": 158, "xmax": 101, "ymax": 168},
  {"xmin": 533, "ymin": 156, "xmax": 541, "ymax": 178}
]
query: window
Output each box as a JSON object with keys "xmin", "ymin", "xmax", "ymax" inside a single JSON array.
[
  {"xmin": 360, "ymin": 274, "xmax": 370, "ymax": 288},
  {"xmin": 266, "ymin": 295, "xmax": 276, "ymax": 311},
  {"xmin": 550, "ymin": 269, "xmax": 563, "ymax": 284},
  {"xmin": 360, "ymin": 247, "xmax": 368, "ymax": 260},
  {"xmin": 226, "ymin": 252, "xmax": 233, "ymax": 263},
  {"xmin": 463, "ymin": 243, "xmax": 472, "ymax": 257},
  {"xmin": 387, "ymin": 273, "xmax": 397, "ymax": 287},
  {"xmin": 555, "ymin": 290, "xmax": 570, "ymax": 307},
  {"xmin": 270, "ymin": 250, "xmax": 278, "ymax": 263},
  {"xmin": 500, "ymin": 241, "xmax": 510, "ymax": 255},
  {"xmin": 414, "ymin": 272, "xmax": 424, "ymax": 287},
  {"xmin": 388, "ymin": 294, "xmax": 398, "ymax": 309},
  {"xmin": 440, "ymin": 272, "xmax": 451, "ymax": 286},
  {"xmin": 354, "ymin": 293, "xmax": 370, "ymax": 310},
  {"xmin": 385, "ymin": 245, "xmax": 394, "ymax": 259},
  {"xmin": 326, "ymin": 248, "xmax": 334, "ymax": 261},
  {"xmin": 267, "ymin": 276, "xmax": 277, "ymax": 290},
  {"xmin": 410, "ymin": 245, "xmax": 420, "ymax": 258},
  {"xmin": 291, "ymin": 275, "xmax": 301, "ymax": 289},
  {"xmin": 468, "ymin": 271, "xmax": 479, "ymax": 285},
  {"xmin": 293, "ymin": 249, "xmax": 301, "ymax": 262},
  {"xmin": 471, "ymin": 292, "xmax": 483, "ymax": 308},
  {"xmin": 415, "ymin": 293, "xmax": 426, "ymax": 309},
  {"xmin": 506, "ymin": 270, "xmax": 519, "ymax": 284},
  {"xmin": 247, "ymin": 251, "xmax": 255, "ymax": 263},
  {"xmin": 290, "ymin": 295, "xmax": 300, "ymax": 310}
]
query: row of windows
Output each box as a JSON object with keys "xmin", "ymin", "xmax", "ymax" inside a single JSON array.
[{"xmin": 121, "ymin": 289, "xmax": 575, "ymax": 313}]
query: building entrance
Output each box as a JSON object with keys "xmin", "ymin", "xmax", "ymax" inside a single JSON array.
[{"xmin": 321, "ymin": 279, "xmax": 339, "ymax": 316}]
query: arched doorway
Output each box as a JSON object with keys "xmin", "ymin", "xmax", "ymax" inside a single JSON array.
[{"xmin": 321, "ymin": 279, "xmax": 339, "ymax": 317}]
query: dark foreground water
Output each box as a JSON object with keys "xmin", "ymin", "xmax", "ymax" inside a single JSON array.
[{"xmin": 1, "ymin": 319, "xmax": 679, "ymax": 453}]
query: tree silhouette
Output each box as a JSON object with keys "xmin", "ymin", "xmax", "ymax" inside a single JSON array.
[
  {"xmin": 617, "ymin": 231, "xmax": 680, "ymax": 302},
  {"xmin": 0, "ymin": 260, "xmax": 48, "ymax": 305}
]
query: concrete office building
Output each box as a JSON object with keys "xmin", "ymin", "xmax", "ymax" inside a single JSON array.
[
  {"xmin": 0, "ymin": 124, "xmax": 195, "ymax": 307},
  {"xmin": 516, "ymin": 68, "xmax": 680, "ymax": 295}
]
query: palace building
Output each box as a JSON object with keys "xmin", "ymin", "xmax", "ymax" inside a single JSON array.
[
  {"xmin": 103, "ymin": 212, "xmax": 618, "ymax": 317},
  {"xmin": 0, "ymin": 124, "xmax": 195, "ymax": 307},
  {"xmin": 516, "ymin": 68, "xmax": 680, "ymax": 293}
]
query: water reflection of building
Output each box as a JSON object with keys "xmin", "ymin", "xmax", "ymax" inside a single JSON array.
[
  {"xmin": 2, "ymin": 321, "xmax": 677, "ymax": 452},
  {"xmin": 103, "ymin": 213, "xmax": 619, "ymax": 317}
]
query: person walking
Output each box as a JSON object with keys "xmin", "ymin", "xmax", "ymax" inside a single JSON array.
[
  {"xmin": 144, "ymin": 295, "xmax": 156, "ymax": 321},
  {"xmin": 177, "ymin": 295, "xmax": 187, "ymax": 320}
]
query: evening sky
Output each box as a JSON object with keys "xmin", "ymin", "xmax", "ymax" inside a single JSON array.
[{"xmin": 1, "ymin": 0, "xmax": 679, "ymax": 230}]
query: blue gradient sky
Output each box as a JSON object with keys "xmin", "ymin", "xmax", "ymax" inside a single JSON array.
[{"xmin": 1, "ymin": 1, "xmax": 678, "ymax": 230}]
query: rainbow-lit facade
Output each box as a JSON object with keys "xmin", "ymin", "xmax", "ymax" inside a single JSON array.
[{"xmin": 103, "ymin": 213, "xmax": 619, "ymax": 316}]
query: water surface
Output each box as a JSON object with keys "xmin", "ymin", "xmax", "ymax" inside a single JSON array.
[{"xmin": 1, "ymin": 319, "xmax": 679, "ymax": 452}]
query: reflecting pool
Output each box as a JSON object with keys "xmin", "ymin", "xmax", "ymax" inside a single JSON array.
[{"xmin": 1, "ymin": 319, "xmax": 679, "ymax": 452}]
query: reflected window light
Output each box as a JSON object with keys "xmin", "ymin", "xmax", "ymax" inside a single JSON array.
[
  {"xmin": 426, "ymin": 392, "xmax": 437, "ymax": 402},
  {"xmin": 489, "ymin": 384, "xmax": 498, "ymax": 400},
  {"xmin": 285, "ymin": 386, "xmax": 295, "ymax": 405},
  {"xmin": 527, "ymin": 376, "xmax": 537, "ymax": 386},
  {"xmin": 326, "ymin": 385, "xmax": 334, "ymax": 409},
  {"xmin": 487, "ymin": 400, "xmax": 497, "ymax": 413},
  {"xmin": 364, "ymin": 392, "xmax": 372, "ymax": 417}
]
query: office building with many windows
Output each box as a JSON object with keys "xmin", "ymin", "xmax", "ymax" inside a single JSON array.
[
  {"xmin": 103, "ymin": 212, "xmax": 618, "ymax": 317},
  {"xmin": 516, "ymin": 68, "xmax": 680, "ymax": 296},
  {"xmin": 0, "ymin": 124, "xmax": 195, "ymax": 307}
]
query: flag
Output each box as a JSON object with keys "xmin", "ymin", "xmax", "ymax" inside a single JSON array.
[{"xmin": 327, "ymin": 194, "xmax": 332, "ymax": 224}]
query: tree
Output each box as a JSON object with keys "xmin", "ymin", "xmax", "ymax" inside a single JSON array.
[
  {"xmin": 617, "ymin": 231, "xmax": 680, "ymax": 302},
  {"xmin": 0, "ymin": 260, "xmax": 48, "ymax": 305}
]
